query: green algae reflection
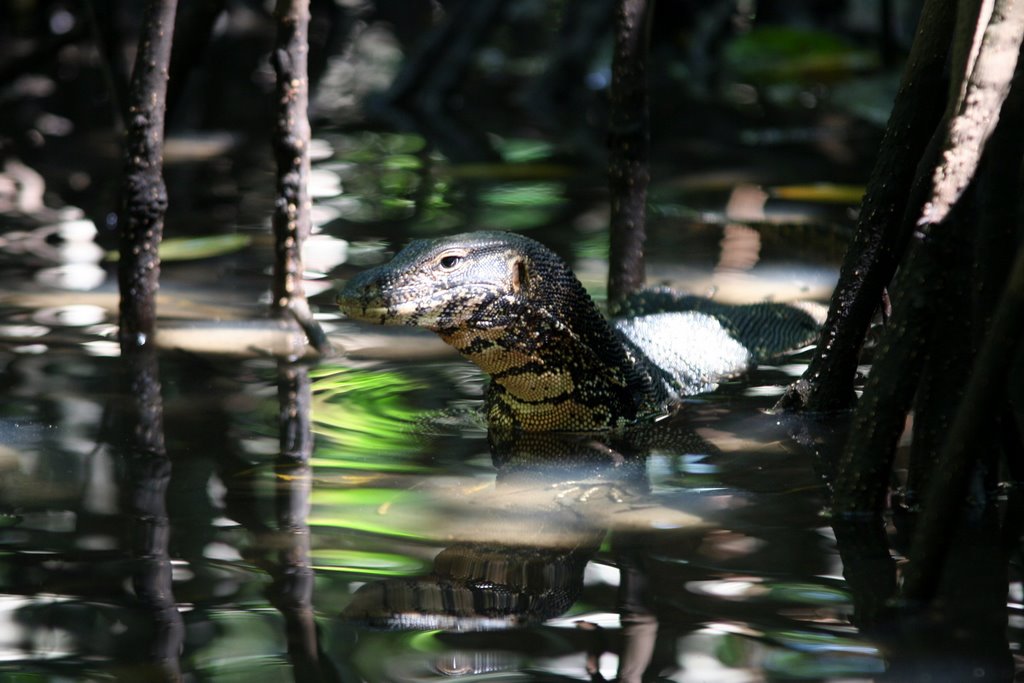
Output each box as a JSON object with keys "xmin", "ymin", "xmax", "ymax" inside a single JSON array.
[
  {"xmin": 309, "ymin": 366, "xmax": 441, "ymax": 546},
  {"xmin": 310, "ymin": 365, "xmax": 427, "ymax": 473}
]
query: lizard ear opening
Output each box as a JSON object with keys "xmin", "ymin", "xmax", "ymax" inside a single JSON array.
[{"xmin": 512, "ymin": 258, "xmax": 530, "ymax": 293}]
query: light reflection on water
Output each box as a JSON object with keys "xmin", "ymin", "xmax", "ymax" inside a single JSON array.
[
  {"xmin": 0, "ymin": 331, "xmax": 894, "ymax": 680},
  {"xmin": 0, "ymin": 131, "xmax": 1017, "ymax": 682}
]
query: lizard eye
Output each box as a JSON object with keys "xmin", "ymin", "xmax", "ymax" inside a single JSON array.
[{"xmin": 438, "ymin": 254, "xmax": 463, "ymax": 270}]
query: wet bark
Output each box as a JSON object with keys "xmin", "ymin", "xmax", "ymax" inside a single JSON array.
[
  {"xmin": 607, "ymin": 0, "xmax": 655, "ymax": 311},
  {"xmin": 905, "ymin": 213, "xmax": 973, "ymax": 506},
  {"xmin": 832, "ymin": 0, "xmax": 1024, "ymax": 518},
  {"xmin": 831, "ymin": 0, "xmax": 1024, "ymax": 518},
  {"xmin": 829, "ymin": 217, "xmax": 950, "ymax": 516},
  {"xmin": 910, "ymin": 51, "xmax": 1024, "ymax": 502},
  {"xmin": 271, "ymin": 0, "xmax": 328, "ymax": 354},
  {"xmin": 117, "ymin": 0, "xmax": 178, "ymax": 351},
  {"xmin": 902, "ymin": 242, "xmax": 1024, "ymax": 602},
  {"xmin": 774, "ymin": 0, "xmax": 955, "ymax": 413}
]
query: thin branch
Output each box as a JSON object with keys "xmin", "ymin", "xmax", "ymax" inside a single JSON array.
[
  {"xmin": 118, "ymin": 0, "xmax": 179, "ymax": 350},
  {"xmin": 607, "ymin": 0, "xmax": 655, "ymax": 310},
  {"xmin": 271, "ymin": 0, "xmax": 329, "ymax": 355}
]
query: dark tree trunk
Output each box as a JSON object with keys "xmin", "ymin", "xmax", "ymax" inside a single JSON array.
[
  {"xmin": 271, "ymin": 0, "xmax": 328, "ymax": 354},
  {"xmin": 114, "ymin": 4, "xmax": 182, "ymax": 676},
  {"xmin": 267, "ymin": 5, "xmax": 328, "ymax": 670},
  {"xmin": 774, "ymin": 0, "xmax": 955, "ymax": 413},
  {"xmin": 607, "ymin": 0, "xmax": 654, "ymax": 311},
  {"xmin": 902, "ymin": 241, "xmax": 1024, "ymax": 602},
  {"xmin": 117, "ymin": 0, "xmax": 178, "ymax": 351},
  {"xmin": 831, "ymin": 0, "xmax": 1024, "ymax": 518}
]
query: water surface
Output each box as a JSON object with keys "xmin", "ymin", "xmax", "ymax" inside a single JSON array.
[{"xmin": 0, "ymin": 129, "xmax": 1018, "ymax": 682}]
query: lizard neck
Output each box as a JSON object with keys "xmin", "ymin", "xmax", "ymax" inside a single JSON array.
[{"xmin": 439, "ymin": 304, "xmax": 654, "ymax": 432}]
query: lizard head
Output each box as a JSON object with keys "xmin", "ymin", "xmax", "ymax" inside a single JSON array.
[
  {"xmin": 337, "ymin": 231, "xmax": 563, "ymax": 331},
  {"xmin": 338, "ymin": 231, "xmax": 653, "ymax": 430}
]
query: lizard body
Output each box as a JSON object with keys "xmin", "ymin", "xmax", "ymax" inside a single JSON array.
[{"xmin": 338, "ymin": 231, "xmax": 821, "ymax": 431}]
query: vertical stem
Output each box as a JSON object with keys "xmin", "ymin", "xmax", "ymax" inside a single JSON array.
[
  {"xmin": 829, "ymin": 246, "xmax": 934, "ymax": 516},
  {"xmin": 117, "ymin": 0, "xmax": 178, "ymax": 350},
  {"xmin": 902, "ymin": 243, "xmax": 1024, "ymax": 602},
  {"xmin": 268, "ymin": 3, "xmax": 325, "ymax": 668},
  {"xmin": 269, "ymin": 364, "xmax": 325, "ymax": 681},
  {"xmin": 116, "ymin": 6, "xmax": 180, "ymax": 672},
  {"xmin": 774, "ymin": 0, "xmax": 955, "ymax": 412},
  {"xmin": 271, "ymin": 0, "xmax": 312, "ymax": 319},
  {"xmin": 271, "ymin": 0, "xmax": 330, "ymax": 354},
  {"xmin": 607, "ymin": 0, "xmax": 654, "ymax": 310},
  {"xmin": 122, "ymin": 348, "xmax": 183, "ymax": 681}
]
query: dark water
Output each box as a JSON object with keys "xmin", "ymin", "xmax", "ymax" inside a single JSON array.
[{"xmin": 0, "ymin": 125, "xmax": 1020, "ymax": 682}]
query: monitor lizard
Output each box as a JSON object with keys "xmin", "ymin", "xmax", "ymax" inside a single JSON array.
[{"xmin": 337, "ymin": 231, "xmax": 822, "ymax": 432}]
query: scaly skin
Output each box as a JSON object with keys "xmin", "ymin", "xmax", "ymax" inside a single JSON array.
[{"xmin": 338, "ymin": 231, "xmax": 822, "ymax": 432}]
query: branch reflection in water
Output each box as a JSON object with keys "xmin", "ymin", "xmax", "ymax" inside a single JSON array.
[
  {"xmin": 118, "ymin": 346, "xmax": 184, "ymax": 681},
  {"xmin": 265, "ymin": 362, "xmax": 333, "ymax": 682},
  {"xmin": 342, "ymin": 426, "xmax": 710, "ymax": 682}
]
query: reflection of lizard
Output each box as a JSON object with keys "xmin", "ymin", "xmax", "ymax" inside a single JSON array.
[{"xmin": 338, "ymin": 231, "xmax": 821, "ymax": 431}]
